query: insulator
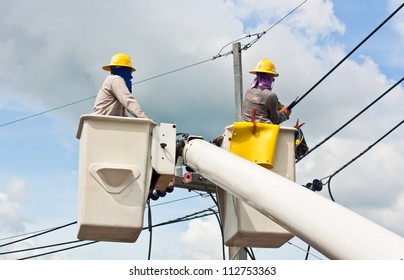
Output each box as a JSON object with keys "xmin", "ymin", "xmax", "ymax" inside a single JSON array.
[{"xmin": 312, "ymin": 179, "xmax": 323, "ymax": 192}]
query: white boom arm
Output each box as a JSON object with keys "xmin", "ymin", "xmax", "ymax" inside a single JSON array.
[{"xmin": 182, "ymin": 139, "xmax": 404, "ymax": 260}]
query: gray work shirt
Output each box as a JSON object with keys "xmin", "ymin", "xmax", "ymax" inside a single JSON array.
[
  {"xmin": 92, "ymin": 75, "xmax": 148, "ymax": 118},
  {"xmin": 241, "ymin": 87, "xmax": 287, "ymax": 124}
]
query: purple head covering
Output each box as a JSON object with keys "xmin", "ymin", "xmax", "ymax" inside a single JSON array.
[{"xmin": 251, "ymin": 73, "xmax": 274, "ymax": 90}]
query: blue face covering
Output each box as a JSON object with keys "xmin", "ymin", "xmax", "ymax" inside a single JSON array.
[{"xmin": 111, "ymin": 66, "xmax": 133, "ymax": 93}]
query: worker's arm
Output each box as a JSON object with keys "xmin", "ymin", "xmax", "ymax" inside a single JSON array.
[
  {"xmin": 111, "ymin": 76, "xmax": 148, "ymax": 118},
  {"xmin": 268, "ymin": 92, "xmax": 289, "ymax": 124}
]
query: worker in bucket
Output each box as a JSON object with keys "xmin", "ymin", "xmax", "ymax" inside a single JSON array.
[
  {"xmin": 93, "ymin": 53, "xmax": 148, "ymax": 118},
  {"xmin": 241, "ymin": 58, "xmax": 290, "ymax": 124}
]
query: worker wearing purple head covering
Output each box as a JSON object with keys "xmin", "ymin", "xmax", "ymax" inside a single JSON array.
[{"xmin": 241, "ymin": 58, "xmax": 290, "ymax": 124}]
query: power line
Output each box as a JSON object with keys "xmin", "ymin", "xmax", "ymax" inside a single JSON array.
[
  {"xmin": 132, "ymin": 59, "xmax": 213, "ymax": 85},
  {"xmin": 0, "ymin": 240, "xmax": 83, "ymax": 256},
  {"xmin": 287, "ymin": 241, "xmax": 323, "ymax": 260},
  {"xmin": 323, "ymin": 119, "xmax": 404, "ymax": 202},
  {"xmin": 214, "ymin": 0, "xmax": 308, "ymax": 57},
  {"xmin": 147, "ymin": 199, "xmax": 153, "ymax": 260},
  {"xmin": 208, "ymin": 192, "xmax": 226, "ymax": 260},
  {"xmin": 9, "ymin": 208, "xmax": 218, "ymax": 260},
  {"xmin": 296, "ymin": 76, "xmax": 404, "ymax": 162},
  {"xmin": 0, "ymin": 191, "xmax": 208, "ymax": 248},
  {"xmin": 0, "ymin": 221, "xmax": 77, "ymax": 249},
  {"xmin": 0, "ymin": 96, "xmax": 95, "ymax": 128},
  {"xmin": 17, "ymin": 241, "xmax": 98, "ymax": 260},
  {"xmin": 0, "ymin": 226, "xmax": 68, "ymax": 242},
  {"xmin": 288, "ymin": 1, "xmax": 404, "ymax": 110}
]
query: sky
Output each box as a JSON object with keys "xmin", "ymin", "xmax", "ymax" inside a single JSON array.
[{"xmin": 0, "ymin": 0, "xmax": 403, "ymax": 261}]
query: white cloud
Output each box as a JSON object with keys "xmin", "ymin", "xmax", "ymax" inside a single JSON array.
[
  {"xmin": 179, "ymin": 215, "xmax": 223, "ymax": 259},
  {"xmin": 0, "ymin": 178, "xmax": 27, "ymax": 233},
  {"xmin": 289, "ymin": 0, "xmax": 345, "ymax": 40},
  {"xmin": 371, "ymin": 193, "xmax": 404, "ymax": 236}
]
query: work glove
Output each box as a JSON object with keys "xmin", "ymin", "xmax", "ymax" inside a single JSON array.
[{"xmin": 279, "ymin": 106, "xmax": 291, "ymax": 119}]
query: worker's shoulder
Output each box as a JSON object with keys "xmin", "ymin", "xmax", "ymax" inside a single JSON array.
[
  {"xmin": 248, "ymin": 87, "xmax": 275, "ymax": 96},
  {"xmin": 105, "ymin": 74, "xmax": 125, "ymax": 83}
]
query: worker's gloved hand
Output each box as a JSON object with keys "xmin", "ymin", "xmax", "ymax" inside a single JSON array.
[
  {"xmin": 280, "ymin": 106, "xmax": 291, "ymax": 119},
  {"xmin": 277, "ymin": 103, "xmax": 284, "ymax": 111}
]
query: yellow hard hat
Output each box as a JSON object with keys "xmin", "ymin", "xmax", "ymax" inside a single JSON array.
[
  {"xmin": 102, "ymin": 53, "xmax": 136, "ymax": 72},
  {"xmin": 249, "ymin": 58, "xmax": 279, "ymax": 77}
]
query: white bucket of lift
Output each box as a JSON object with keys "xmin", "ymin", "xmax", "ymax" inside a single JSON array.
[
  {"xmin": 218, "ymin": 125, "xmax": 296, "ymax": 248},
  {"xmin": 76, "ymin": 114, "xmax": 156, "ymax": 243}
]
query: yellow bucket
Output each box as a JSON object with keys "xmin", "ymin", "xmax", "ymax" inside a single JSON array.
[{"xmin": 230, "ymin": 122, "xmax": 280, "ymax": 169}]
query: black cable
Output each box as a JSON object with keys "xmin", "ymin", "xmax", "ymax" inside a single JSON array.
[
  {"xmin": 264, "ymin": 0, "xmax": 308, "ymax": 33},
  {"xmin": 244, "ymin": 247, "xmax": 256, "ymax": 260},
  {"xmin": 287, "ymin": 241, "xmax": 323, "ymax": 260},
  {"xmin": 0, "ymin": 240, "xmax": 83, "ymax": 256},
  {"xmin": 0, "ymin": 97, "xmax": 95, "ymax": 128},
  {"xmin": 327, "ymin": 177, "xmax": 337, "ymax": 202},
  {"xmin": 288, "ymin": 2, "xmax": 404, "ymax": 110},
  {"xmin": 209, "ymin": 192, "xmax": 258, "ymax": 261},
  {"xmin": 208, "ymin": 193, "xmax": 226, "ymax": 260},
  {"xmin": 147, "ymin": 199, "xmax": 153, "ymax": 260},
  {"xmin": 305, "ymin": 245, "xmax": 311, "ymax": 260},
  {"xmin": 324, "ymin": 119, "xmax": 404, "ymax": 202},
  {"xmin": 147, "ymin": 208, "xmax": 217, "ymax": 230},
  {"xmin": 296, "ymin": 76, "xmax": 404, "ymax": 162},
  {"xmin": 11, "ymin": 208, "xmax": 218, "ymax": 260},
  {"xmin": 0, "ymin": 221, "xmax": 77, "ymax": 248},
  {"xmin": 0, "ymin": 226, "xmax": 70, "ymax": 242},
  {"xmin": 17, "ymin": 241, "xmax": 98, "ymax": 260},
  {"xmin": 0, "ymin": 192, "xmax": 207, "ymax": 248},
  {"xmin": 217, "ymin": 0, "xmax": 308, "ymax": 56},
  {"xmin": 249, "ymin": 247, "xmax": 256, "ymax": 260},
  {"xmin": 133, "ymin": 59, "xmax": 213, "ymax": 85}
]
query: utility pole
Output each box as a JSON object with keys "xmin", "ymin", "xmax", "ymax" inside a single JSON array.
[
  {"xmin": 233, "ymin": 42, "xmax": 243, "ymax": 121},
  {"xmin": 230, "ymin": 42, "xmax": 247, "ymax": 260}
]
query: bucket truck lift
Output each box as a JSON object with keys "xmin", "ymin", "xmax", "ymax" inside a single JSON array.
[{"xmin": 76, "ymin": 115, "xmax": 404, "ymax": 259}]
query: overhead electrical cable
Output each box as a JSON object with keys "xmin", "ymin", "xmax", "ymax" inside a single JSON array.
[
  {"xmin": 286, "ymin": 241, "xmax": 323, "ymax": 260},
  {"xmin": 0, "ymin": 240, "xmax": 83, "ymax": 256},
  {"xmin": 244, "ymin": 247, "xmax": 256, "ymax": 260},
  {"xmin": 296, "ymin": 76, "xmax": 404, "ymax": 163},
  {"xmin": 208, "ymin": 193, "xmax": 226, "ymax": 260},
  {"xmin": 5, "ymin": 208, "xmax": 218, "ymax": 260},
  {"xmin": 0, "ymin": 226, "xmax": 73, "ymax": 242},
  {"xmin": 147, "ymin": 199, "xmax": 153, "ymax": 260},
  {"xmin": 150, "ymin": 207, "xmax": 218, "ymax": 229},
  {"xmin": 0, "ymin": 96, "xmax": 95, "ymax": 128},
  {"xmin": 305, "ymin": 245, "xmax": 311, "ymax": 260},
  {"xmin": 0, "ymin": 221, "xmax": 77, "ymax": 249},
  {"xmin": 0, "ymin": 192, "xmax": 209, "ymax": 248},
  {"xmin": 288, "ymin": 2, "xmax": 404, "ymax": 110},
  {"xmin": 214, "ymin": 0, "xmax": 308, "ymax": 58},
  {"xmin": 322, "ymin": 119, "xmax": 404, "ymax": 202},
  {"xmin": 17, "ymin": 241, "xmax": 98, "ymax": 260},
  {"xmin": 0, "ymin": 1, "xmax": 307, "ymax": 129}
]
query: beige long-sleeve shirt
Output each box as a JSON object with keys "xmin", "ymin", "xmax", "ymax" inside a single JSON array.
[{"xmin": 92, "ymin": 75, "xmax": 148, "ymax": 118}]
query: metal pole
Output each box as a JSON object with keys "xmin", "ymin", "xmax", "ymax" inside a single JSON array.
[
  {"xmin": 233, "ymin": 42, "xmax": 243, "ymax": 121},
  {"xmin": 183, "ymin": 139, "xmax": 404, "ymax": 259},
  {"xmin": 229, "ymin": 247, "xmax": 247, "ymax": 260},
  {"xmin": 230, "ymin": 42, "xmax": 246, "ymax": 259}
]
